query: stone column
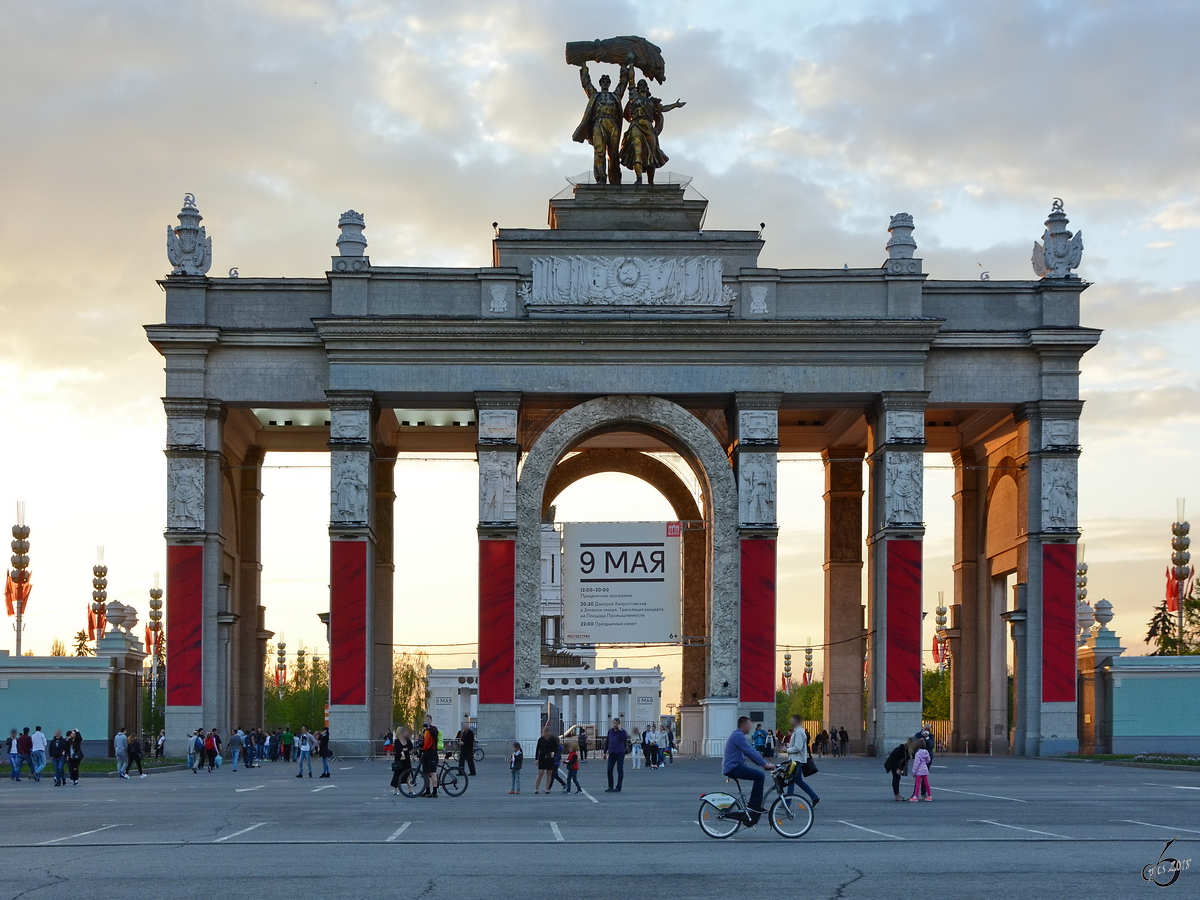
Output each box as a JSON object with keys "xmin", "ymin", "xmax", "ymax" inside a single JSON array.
[
  {"xmin": 327, "ymin": 391, "xmax": 377, "ymax": 743},
  {"xmin": 475, "ymin": 392, "xmax": 522, "ymax": 741},
  {"xmin": 823, "ymin": 448, "xmax": 865, "ymax": 753},
  {"xmin": 865, "ymin": 392, "xmax": 927, "ymax": 755},
  {"xmin": 734, "ymin": 393, "xmax": 780, "ymax": 723},
  {"xmin": 950, "ymin": 447, "xmax": 982, "ymax": 753},
  {"xmin": 1014, "ymin": 401, "xmax": 1083, "ymax": 755},
  {"xmin": 163, "ymin": 398, "xmax": 224, "ymax": 748},
  {"xmin": 232, "ymin": 445, "xmax": 267, "ymax": 733},
  {"xmin": 373, "ymin": 447, "xmax": 397, "ymax": 739}
]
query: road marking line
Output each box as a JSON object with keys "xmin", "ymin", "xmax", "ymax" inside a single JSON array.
[
  {"xmin": 976, "ymin": 820, "xmax": 1066, "ymax": 838},
  {"xmin": 821, "ymin": 773, "xmax": 865, "ymax": 780},
  {"xmin": 38, "ymin": 824, "xmax": 126, "ymax": 845},
  {"xmin": 967, "ymin": 765, "xmax": 987, "ymax": 768},
  {"xmin": 837, "ymin": 820, "xmax": 904, "ymax": 840},
  {"xmin": 214, "ymin": 822, "xmax": 268, "ymax": 842},
  {"xmin": 1119, "ymin": 819, "xmax": 1200, "ymax": 835},
  {"xmin": 579, "ymin": 788, "xmax": 599, "ymax": 804},
  {"xmin": 934, "ymin": 787, "xmax": 1026, "ymax": 802},
  {"xmin": 550, "ymin": 821, "xmax": 564, "ymax": 842},
  {"xmin": 312, "ymin": 785, "xmax": 337, "ymax": 792},
  {"xmin": 235, "ymin": 785, "xmax": 264, "ymax": 793},
  {"xmin": 386, "ymin": 823, "xmax": 411, "ymax": 842},
  {"xmin": 1142, "ymin": 783, "xmax": 1200, "ymax": 791},
  {"xmin": 339, "ymin": 767, "xmax": 354, "ymax": 770}
]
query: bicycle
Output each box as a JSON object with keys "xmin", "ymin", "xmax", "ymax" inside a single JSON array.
[
  {"xmin": 396, "ymin": 754, "xmax": 469, "ymax": 798},
  {"xmin": 698, "ymin": 770, "xmax": 814, "ymax": 839}
]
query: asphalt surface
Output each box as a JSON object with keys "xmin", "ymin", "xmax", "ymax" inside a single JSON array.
[{"xmin": 2, "ymin": 752, "xmax": 1197, "ymax": 898}]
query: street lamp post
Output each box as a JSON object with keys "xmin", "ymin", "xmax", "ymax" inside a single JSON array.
[
  {"xmin": 10, "ymin": 502, "xmax": 30, "ymax": 656},
  {"xmin": 149, "ymin": 573, "xmax": 164, "ymax": 732},
  {"xmin": 91, "ymin": 546, "xmax": 108, "ymax": 647},
  {"xmin": 1171, "ymin": 499, "xmax": 1191, "ymax": 656}
]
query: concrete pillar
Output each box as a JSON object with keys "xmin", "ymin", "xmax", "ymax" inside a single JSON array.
[
  {"xmin": 327, "ymin": 391, "xmax": 377, "ymax": 743},
  {"xmin": 231, "ymin": 445, "xmax": 268, "ymax": 733},
  {"xmin": 734, "ymin": 393, "xmax": 780, "ymax": 721},
  {"xmin": 475, "ymin": 392, "xmax": 520, "ymax": 741},
  {"xmin": 822, "ymin": 448, "xmax": 865, "ymax": 753},
  {"xmin": 949, "ymin": 448, "xmax": 981, "ymax": 752},
  {"xmin": 373, "ymin": 449, "xmax": 397, "ymax": 740},
  {"xmin": 163, "ymin": 398, "xmax": 225, "ymax": 750},
  {"xmin": 1014, "ymin": 401, "xmax": 1083, "ymax": 755},
  {"xmin": 866, "ymin": 392, "xmax": 927, "ymax": 756}
]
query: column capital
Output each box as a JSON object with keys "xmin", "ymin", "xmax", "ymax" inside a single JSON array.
[
  {"xmin": 1016, "ymin": 400, "xmax": 1085, "ymax": 453},
  {"xmin": 734, "ymin": 394, "xmax": 780, "ymax": 448},
  {"xmin": 327, "ymin": 391, "xmax": 376, "ymax": 446},
  {"xmin": 869, "ymin": 392, "xmax": 929, "ymax": 451},
  {"xmin": 475, "ymin": 392, "xmax": 521, "ymax": 445}
]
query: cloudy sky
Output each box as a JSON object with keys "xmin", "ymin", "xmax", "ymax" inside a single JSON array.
[{"xmin": 2, "ymin": 0, "xmax": 1197, "ymax": 704}]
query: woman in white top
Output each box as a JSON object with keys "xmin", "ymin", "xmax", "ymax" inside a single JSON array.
[
  {"xmin": 630, "ymin": 729, "xmax": 642, "ymax": 768},
  {"xmin": 784, "ymin": 715, "xmax": 820, "ymax": 806}
]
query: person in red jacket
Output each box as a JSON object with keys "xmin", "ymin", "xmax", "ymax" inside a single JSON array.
[{"xmin": 419, "ymin": 716, "xmax": 440, "ymax": 798}]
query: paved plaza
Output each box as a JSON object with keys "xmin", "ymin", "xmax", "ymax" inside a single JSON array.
[{"xmin": 2, "ymin": 753, "xmax": 1196, "ymax": 897}]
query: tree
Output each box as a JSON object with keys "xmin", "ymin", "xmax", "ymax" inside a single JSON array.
[
  {"xmin": 50, "ymin": 638, "xmax": 66, "ymax": 657},
  {"xmin": 1145, "ymin": 586, "xmax": 1200, "ymax": 656},
  {"xmin": 392, "ymin": 651, "xmax": 428, "ymax": 730},
  {"xmin": 922, "ymin": 667, "xmax": 950, "ymax": 720},
  {"xmin": 775, "ymin": 680, "xmax": 824, "ymax": 732},
  {"xmin": 72, "ymin": 630, "xmax": 93, "ymax": 657}
]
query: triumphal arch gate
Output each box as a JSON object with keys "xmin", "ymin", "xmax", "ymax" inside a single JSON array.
[{"xmin": 149, "ymin": 40, "xmax": 1097, "ymax": 757}]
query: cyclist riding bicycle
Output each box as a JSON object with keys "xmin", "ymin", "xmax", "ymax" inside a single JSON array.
[{"xmin": 723, "ymin": 716, "xmax": 777, "ymax": 818}]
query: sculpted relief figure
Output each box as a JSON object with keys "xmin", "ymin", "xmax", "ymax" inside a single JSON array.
[
  {"xmin": 168, "ymin": 459, "xmax": 205, "ymax": 529},
  {"xmin": 572, "ymin": 61, "xmax": 630, "ymax": 185},
  {"xmin": 1042, "ymin": 460, "xmax": 1077, "ymax": 529},
  {"xmin": 740, "ymin": 454, "xmax": 776, "ymax": 525},
  {"xmin": 885, "ymin": 453, "xmax": 922, "ymax": 525},
  {"xmin": 331, "ymin": 458, "xmax": 369, "ymax": 523},
  {"xmin": 479, "ymin": 451, "xmax": 514, "ymax": 522}
]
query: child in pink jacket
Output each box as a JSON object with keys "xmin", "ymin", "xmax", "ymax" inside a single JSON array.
[{"xmin": 909, "ymin": 742, "xmax": 932, "ymax": 801}]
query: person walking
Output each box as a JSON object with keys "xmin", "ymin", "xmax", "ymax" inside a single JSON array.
[
  {"xmin": 534, "ymin": 726, "xmax": 557, "ymax": 794},
  {"xmin": 910, "ymin": 739, "xmax": 932, "ymax": 801},
  {"xmin": 390, "ymin": 726, "xmax": 415, "ymax": 795},
  {"xmin": 127, "ymin": 734, "xmax": 145, "ymax": 778},
  {"xmin": 550, "ymin": 739, "xmax": 569, "ymax": 791},
  {"xmin": 66, "ymin": 730, "xmax": 84, "ymax": 785},
  {"xmin": 294, "ymin": 726, "xmax": 315, "ymax": 778},
  {"xmin": 204, "ymin": 729, "xmax": 221, "ymax": 772},
  {"xmin": 508, "ymin": 742, "xmax": 523, "ymax": 794},
  {"xmin": 883, "ymin": 738, "xmax": 912, "ymax": 801},
  {"xmin": 578, "ymin": 729, "xmax": 589, "ymax": 762},
  {"xmin": 281, "ymin": 727, "xmax": 294, "ymax": 763},
  {"xmin": 457, "ymin": 721, "xmax": 476, "ymax": 776},
  {"xmin": 48, "ymin": 729, "xmax": 69, "ymax": 786},
  {"xmin": 155, "ymin": 731, "xmax": 165, "ymax": 759},
  {"xmin": 8, "ymin": 729, "xmax": 25, "ymax": 781},
  {"xmin": 30, "ymin": 726, "xmax": 48, "ymax": 780},
  {"xmin": 190, "ymin": 729, "xmax": 204, "ymax": 773},
  {"xmin": 663, "ymin": 725, "xmax": 675, "ymax": 765},
  {"xmin": 317, "ymin": 727, "xmax": 332, "ymax": 778},
  {"xmin": 564, "ymin": 742, "xmax": 582, "ymax": 794},
  {"xmin": 784, "ymin": 714, "xmax": 820, "ymax": 807},
  {"xmin": 114, "ymin": 728, "xmax": 130, "ymax": 779},
  {"xmin": 228, "ymin": 728, "xmax": 244, "ymax": 772},
  {"xmin": 419, "ymin": 716, "xmax": 439, "ymax": 797},
  {"xmin": 604, "ymin": 717, "xmax": 628, "ymax": 793}
]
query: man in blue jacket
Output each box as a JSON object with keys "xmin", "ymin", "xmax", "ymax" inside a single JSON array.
[
  {"xmin": 604, "ymin": 718, "xmax": 628, "ymax": 793},
  {"xmin": 723, "ymin": 716, "xmax": 777, "ymax": 815}
]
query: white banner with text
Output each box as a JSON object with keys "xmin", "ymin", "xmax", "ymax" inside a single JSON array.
[{"xmin": 562, "ymin": 521, "xmax": 682, "ymax": 644}]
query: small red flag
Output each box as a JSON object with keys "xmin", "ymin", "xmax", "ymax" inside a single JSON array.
[{"xmin": 1167, "ymin": 566, "xmax": 1181, "ymax": 613}]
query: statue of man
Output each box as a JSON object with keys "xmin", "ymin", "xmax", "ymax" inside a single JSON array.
[
  {"xmin": 620, "ymin": 68, "xmax": 685, "ymax": 185},
  {"xmin": 572, "ymin": 62, "xmax": 630, "ymax": 184}
]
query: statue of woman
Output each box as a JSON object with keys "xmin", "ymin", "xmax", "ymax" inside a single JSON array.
[{"xmin": 619, "ymin": 67, "xmax": 685, "ymax": 185}]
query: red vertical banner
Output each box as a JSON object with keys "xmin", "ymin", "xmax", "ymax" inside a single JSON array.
[
  {"xmin": 166, "ymin": 545, "xmax": 203, "ymax": 706},
  {"xmin": 1042, "ymin": 543, "xmax": 1077, "ymax": 703},
  {"xmin": 739, "ymin": 539, "xmax": 777, "ymax": 704},
  {"xmin": 478, "ymin": 540, "xmax": 515, "ymax": 705},
  {"xmin": 330, "ymin": 540, "xmax": 367, "ymax": 706},
  {"xmin": 885, "ymin": 539, "xmax": 922, "ymax": 703}
]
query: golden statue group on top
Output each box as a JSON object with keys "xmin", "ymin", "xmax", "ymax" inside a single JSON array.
[{"xmin": 567, "ymin": 36, "xmax": 685, "ymax": 186}]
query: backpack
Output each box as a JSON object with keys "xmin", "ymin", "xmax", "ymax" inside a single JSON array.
[
  {"xmin": 205, "ymin": 734, "xmax": 216, "ymax": 751},
  {"xmin": 436, "ymin": 730, "xmax": 444, "ymax": 751}
]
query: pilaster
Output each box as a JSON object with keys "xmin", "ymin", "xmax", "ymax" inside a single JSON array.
[
  {"xmin": 734, "ymin": 393, "xmax": 779, "ymax": 717},
  {"xmin": 866, "ymin": 391, "xmax": 928, "ymax": 755},
  {"xmin": 475, "ymin": 391, "xmax": 522, "ymax": 741},
  {"xmin": 327, "ymin": 390, "xmax": 377, "ymax": 743}
]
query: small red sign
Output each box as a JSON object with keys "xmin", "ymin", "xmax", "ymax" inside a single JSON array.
[{"xmin": 666, "ymin": 521, "xmax": 682, "ymax": 537}]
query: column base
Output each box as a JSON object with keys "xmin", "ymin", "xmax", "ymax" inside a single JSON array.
[
  {"xmin": 701, "ymin": 697, "xmax": 739, "ymax": 757},
  {"xmin": 328, "ymin": 704, "xmax": 371, "ymax": 754},
  {"xmin": 515, "ymin": 698, "xmax": 543, "ymax": 745},
  {"xmin": 869, "ymin": 701, "xmax": 921, "ymax": 758},
  {"xmin": 165, "ymin": 706, "xmax": 202, "ymax": 758},
  {"xmin": 476, "ymin": 702, "xmax": 515, "ymax": 759},
  {"xmin": 1037, "ymin": 702, "xmax": 1078, "ymax": 756}
]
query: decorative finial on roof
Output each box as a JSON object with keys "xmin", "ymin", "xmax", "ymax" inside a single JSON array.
[{"xmin": 166, "ymin": 194, "xmax": 213, "ymax": 276}]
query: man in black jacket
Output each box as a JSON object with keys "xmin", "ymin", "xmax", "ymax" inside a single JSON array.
[
  {"xmin": 457, "ymin": 721, "xmax": 476, "ymax": 776},
  {"xmin": 48, "ymin": 730, "xmax": 69, "ymax": 786}
]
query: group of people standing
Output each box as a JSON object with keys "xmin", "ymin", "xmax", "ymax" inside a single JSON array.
[
  {"xmin": 184, "ymin": 725, "xmax": 331, "ymax": 777},
  {"xmin": 811, "ymin": 727, "xmax": 851, "ymax": 757},
  {"xmin": 884, "ymin": 724, "xmax": 937, "ymax": 801},
  {"xmin": 7, "ymin": 726, "xmax": 85, "ymax": 786},
  {"xmin": 388, "ymin": 715, "xmax": 469, "ymax": 798},
  {"xmin": 630, "ymin": 723, "xmax": 673, "ymax": 769}
]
